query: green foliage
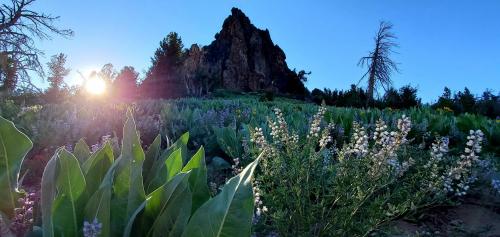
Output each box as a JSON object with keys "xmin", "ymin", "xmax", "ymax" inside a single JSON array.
[
  {"xmin": 52, "ymin": 149, "xmax": 86, "ymax": 237},
  {"xmin": 433, "ymin": 87, "xmax": 500, "ymax": 119},
  {"xmin": 0, "ymin": 110, "xmax": 261, "ymax": 236},
  {"xmin": 182, "ymin": 154, "xmax": 260, "ymax": 237},
  {"xmin": 0, "ymin": 116, "xmax": 33, "ymax": 218},
  {"xmin": 74, "ymin": 138, "xmax": 91, "ymax": 165},
  {"xmin": 214, "ymin": 126, "xmax": 244, "ymax": 159},
  {"xmin": 248, "ymin": 107, "xmax": 488, "ymax": 236}
]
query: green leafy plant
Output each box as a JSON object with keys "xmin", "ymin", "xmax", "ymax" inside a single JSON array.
[
  {"xmin": 248, "ymin": 107, "xmax": 488, "ymax": 236},
  {"xmin": 0, "ymin": 111, "xmax": 260, "ymax": 237}
]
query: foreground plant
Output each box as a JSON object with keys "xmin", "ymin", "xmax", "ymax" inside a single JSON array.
[
  {"xmin": 250, "ymin": 106, "xmax": 486, "ymax": 236},
  {"xmin": 0, "ymin": 112, "xmax": 261, "ymax": 237}
]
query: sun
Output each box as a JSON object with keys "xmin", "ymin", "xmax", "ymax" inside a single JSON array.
[{"xmin": 85, "ymin": 76, "xmax": 106, "ymax": 95}]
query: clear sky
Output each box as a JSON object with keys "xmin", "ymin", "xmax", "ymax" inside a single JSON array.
[{"xmin": 31, "ymin": 0, "xmax": 500, "ymax": 102}]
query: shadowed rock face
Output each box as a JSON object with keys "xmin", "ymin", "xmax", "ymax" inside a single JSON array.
[{"xmin": 181, "ymin": 8, "xmax": 306, "ymax": 96}]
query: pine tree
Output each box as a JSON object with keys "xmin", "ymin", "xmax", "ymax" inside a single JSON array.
[
  {"xmin": 113, "ymin": 66, "xmax": 139, "ymax": 100},
  {"xmin": 47, "ymin": 53, "xmax": 70, "ymax": 90}
]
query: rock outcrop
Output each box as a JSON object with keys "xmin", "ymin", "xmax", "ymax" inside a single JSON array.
[{"xmin": 180, "ymin": 8, "xmax": 306, "ymax": 97}]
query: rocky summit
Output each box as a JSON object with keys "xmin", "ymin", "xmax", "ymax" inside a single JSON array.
[{"xmin": 180, "ymin": 8, "xmax": 306, "ymax": 97}]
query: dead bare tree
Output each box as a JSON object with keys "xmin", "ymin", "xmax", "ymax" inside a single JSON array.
[
  {"xmin": 0, "ymin": 0, "xmax": 73, "ymax": 92},
  {"xmin": 358, "ymin": 21, "xmax": 399, "ymax": 105}
]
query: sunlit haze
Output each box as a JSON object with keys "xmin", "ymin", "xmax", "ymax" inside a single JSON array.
[
  {"xmin": 85, "ymin": 76, "xmax": 106, "ymax": 95},
  {"xmin": 31, "ymin": 0, "xmax": 500, "ymax": 102}
]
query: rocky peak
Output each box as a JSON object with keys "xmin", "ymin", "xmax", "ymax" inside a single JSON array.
[{"xmin": 180, "ymin": 8, "xmax": 306, "ymax": 97}]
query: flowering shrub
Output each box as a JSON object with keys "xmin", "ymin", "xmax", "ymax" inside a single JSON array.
[{"xmin": 248, "ymin": 106, "xmax": 488, "ymax": 236}]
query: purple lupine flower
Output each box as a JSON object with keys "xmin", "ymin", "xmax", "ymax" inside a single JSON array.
[
  {"xmin": 83, "ymin": 218, "xmax": 102, "ymax": 237},
  {"xmin": 10, "ymin": 192, "xmax": 36, "ymax": 236}
]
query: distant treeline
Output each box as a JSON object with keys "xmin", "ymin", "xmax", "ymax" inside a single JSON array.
[{"xmin": 310, "ymin": 85, "xmax": 499, "ymax": 119}]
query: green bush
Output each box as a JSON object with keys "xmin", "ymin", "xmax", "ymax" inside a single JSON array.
[
  {"xmin": 0, "ymin": 111, "xmax": 261, "ymax": 237},
  {"xmin": 248, "ymin": 107, "xmax": 487, "ymax": 236}
]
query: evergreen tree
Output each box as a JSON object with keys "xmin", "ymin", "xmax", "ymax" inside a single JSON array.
[
  {"xmin": 398, "ymin": 85, "xmax": 420, "ymax": 108},
  {"xmin": 141, "ymin": 32, "xmax": 186, "ymax": 98},
  {"xmin": 47, "ymin": 53, "xmax": 70, "ymax": 90},
  {"xmin": 113, "ymin": 66, "xmax": 139, "ymax": 100},
  {"xmin": 433, "ymin": 87, "xmax": 455, "ymax": 110},
  {"xmin": 147, "ymin": 32, "xmax": 184, "ymax": 80},
  {"xmin": 44, "ymin": 53, "xmax": 70, "ymax": 103},
  {"xmin": 383, "ymin": 87, "xmax": 401, "ymax": 108},
  {"xmin": 455, "ymin": 87, "xmax": 476, "ymax": 113}
]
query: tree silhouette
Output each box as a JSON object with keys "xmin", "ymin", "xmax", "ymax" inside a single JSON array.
[
  {"xmin": 146, "ymin": 32, "xmax": 184, "ymax": 81},
  {"xmin": 44, "ymin": 53, "xmax": 70, "ymax": 103},
  {"xmin": 141, "ymin": 32, "xmax": 185, "ymax": 98},
  {"xmin": 358, "ymin": 21, "xmax": 399, "ymax": 105},
  {"xmin": 47, "ymin": 53, "xmax": 70, "ymax": 90},
  {"xmin": 113, "ymin": 66, "xmax": 139, "ymax": 100},
  {"xmin": 0, "ymin": 0, "xmax": 73, "ymax": 92},
  {"xmin": 0, "ymin": 53, "xmax": 17, "ymax": 93}
]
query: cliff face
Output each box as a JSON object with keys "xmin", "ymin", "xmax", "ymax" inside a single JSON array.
[{"xmin": 180, "ymin": 8, "xmax": 306, "ymax": 96}]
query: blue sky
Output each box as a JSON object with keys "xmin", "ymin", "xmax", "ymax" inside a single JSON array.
[{"xmin": 32, "ymin": 0, "xmax": 500, "ymax": 102}]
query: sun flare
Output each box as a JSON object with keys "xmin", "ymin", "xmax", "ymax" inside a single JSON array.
[{"xmin": 85, "ymin": 76, "xmax": 106, "ymax": 95}]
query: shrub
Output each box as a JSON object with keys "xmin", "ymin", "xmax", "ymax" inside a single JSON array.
[
  {"xmin": 248, "ymin": 106, "xmax": 486, "ymax": 236},
  {"xmin": 0, "ymin": 111, "xmax": 261, "ymax": 237}
]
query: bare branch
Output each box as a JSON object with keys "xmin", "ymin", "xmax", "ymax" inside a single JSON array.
[
  {"xmin": 358, "ymin": 21, "xmax": 400, "ymax": 104},
  {"xmin": 0, "ymin": 0, "xmax": 72, "ymax": 92}
]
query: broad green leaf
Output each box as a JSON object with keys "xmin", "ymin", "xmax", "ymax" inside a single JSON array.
[
  {"xmin": 52, "ymin": 149, "xmax": 86, "ymax": 237},
  {"xmin": 126, "ymin": 173, "xmax": 192, "ymax": 237},
  {"xmin": 145, "ymin": 148, "xmax": 183, "ymax": 193},
  {"xmin": 123, "ymin": 199, "xmax": 146, "ymax": 237},
  {"xmin": 182, "ymin": 147, "xmax": 210, "ymax": 214},
  {"xmin": 112, "ymin": 110, "xmax": 146, "ymax": 235},
  {"xmin": 0, "ymin": 116, "xmax": 32, "ymax": 218},
  {"xmin": 41, "ymin": 150, "xmax": 59, "ymax": 237},
  {"xmin": 73, "ymin": 138, "xmax": 91, "ymax": 164},
  {"xmin": 146, "ymin": 172, "xmax": 192, "ymax": 237},
  {"xmin": 182, "ymin": 156, "xmax": 261, "ymax": 237},
  {"xmin": 165, "ymin": 149, "xmax": 183, "ymax": 182},
  {"xmin": 143, "ymin": 134, "xmax": 161, "ymax": 179},
  {"xmin": 84, "ymin": 160, "xmax": 118, "ymax": 237},
  {"xmin": 82, "ymin": 142, "xmax": 114, "ymax": 199},
  {"xmin": 170, "ymin": 132, "xmax": 189, "ymax": 165},
  {"xmin": 145, "ymin": 132, "xmax": 188, "ymax": 193}
]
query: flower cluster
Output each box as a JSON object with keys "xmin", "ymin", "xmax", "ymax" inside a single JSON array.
[
  {"xmin": 9, "ymin": 192, "xmax": 36, "ymax": 236},
  {"xmin": 83, "ymin": 218, "xmax": 103, "ymax": 237},
  {"xmin": 396, "ymin": 115, "xmax": 411, "ymax": 144},
  {"xmin": 373, "ymin": 119, "xmax": 390, "ymax": 147},
  {"xmin": 308, "ymin": 106, "xmax": 327, "ymax": 139},
  {"xmin": 91, "ymin": 134, "xmax": 119, "ymax": 153},
  {"xmin": 423, "ymin": 137, "xmax": 450, "ymax": 193},
  {"xmin": 250, "ymin": 127, "xmax": 268, "ymax": 151},
  {"xmin": 443, "ymin": 130, "xmax": 484, "ymax": 196},
  {"xmin": 319, "ymin": 123, "xmax": 335, "ymax": 149},
  {"xmin": 339, "ymin": 115, "xmax": 413, "ymax": 178},
  {"xmin": 253, "ymin": 183, "xmax": 268, "ymax": 222},
  {"xmin": 375, "ymin": 116, "xmax": 411, "ymax": 158},
  {"xmin": 232, "ymin": 157, "xmax": 242, "ymax": 175},
  {"xmin": 430, "ymin": 137, "xmax": 449, "ymax": 162},
  {"xmin": 268, "ymin": 108, "xmax": 289, "ymax": 145},
  {"xmin": 65, "ymin": 143, "xmax": 74, "ymax": 152},
  {"xmin": 343, "ymin": 122, "xmax": 369, "ymax": 157},
  {"xmin": 388, "ymin": 157, "xmax": 415, "ymax": 177}
]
